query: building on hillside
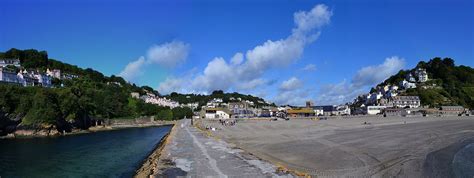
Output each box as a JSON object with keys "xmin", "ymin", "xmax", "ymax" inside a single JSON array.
[
  {"xmin": 406, "ymin": 73, "xmax": 416, "ymax": 82},
  {"xmin": 389, "ymin": 96, "xmax": 420, "ymax": 108},
  {"xmin": 130, "ymin": 92, "xmax": 140, "ymax": 99},
  {"xmin": 206, "ymin": 98, "xmax": 224, "ymax": 108},
  {"xmin": 440, "ymin": 106, "xmax": 465, "ymax": 116},
  {"xmin": 140, "ymin": 95, "xmax": 180, "ymax": 108},
  {"xmin": 17, "ymin": 72, "xmax": 35, "ymax": 86},
  {"xmin": 415, "ymin": 68, "xmax": 428, "ymax": 82},
  {"xmin": 0, "ymin": 67, "xmax": 19, "ymax": 83},
  {"xmin": 34, "ymin": 73, "xmax": 52, "ymax": 87},
  {"xmin": 386, "ymin": 91, "xmax": 398, "ymax": 98},
  {"xmin": 390, "ymin": 85, "xmax": 399, "ymax": 91},
  {"xmin": 287, "ymin": 108, "xmax": 315, "ymax": 118},
  {"xmin": 228, "ymin": 102, "xmax": 254, "ymax": 118},
  {"xmin": 367, "ymin": 92, "xmax": 383, "ymax": 105},
  {"xmin": 62, "ymin": 73, "xmax": 79, "ymax": 80},
  {"xmin": 204, "ymin": 108, "xmax": 232, "ymax": 119},
  {"xmin": 400, "ymin": 79, "xmax": 417, "ymax": 89},
  {"xmin": 0, "ymin": 59, "xmax": 20, "ymax": 68},
  {"xmin": 181, "ymin": 102, "xmax": 199, "ymax": 111},
  {"xmin": 46, "ymin": 69, "xmax": 62, "ymax": 79},
  {"xmin": 366, "ymin": 106, "xmax": 387, "ymax": 115}
]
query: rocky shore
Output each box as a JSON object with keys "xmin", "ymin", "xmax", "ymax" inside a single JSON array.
[
  {"xmin": 135, "ymin": 124, "xmax": 177, "ymax": 177},
  {"xmin": 1, "ymin": 117, "xmax": 176, "ymax": 139}
]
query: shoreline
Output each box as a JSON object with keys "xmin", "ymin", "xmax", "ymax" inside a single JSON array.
[
  {"xmin": 423, "ymin": 137, "xmax": 474, "ymax": 178},
  {"xmin": 0, "ymin": 121, "xmax": 176, "ymax": 139},
  {"xmin": 135, "ymin": 124, "xmax": 176, "ymax": 178}
]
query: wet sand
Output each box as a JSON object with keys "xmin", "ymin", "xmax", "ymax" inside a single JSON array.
[{"xmin": 204, "ymin": 116, "xmax": 474, "ymax": 177}]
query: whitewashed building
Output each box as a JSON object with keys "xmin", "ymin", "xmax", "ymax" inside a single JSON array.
[
  {"xmin": 0, "ymin": 59, "xmax": 20, "ymax": 68},
  {"xmin": 389, "ymin": 96, "xmax": 420, "ymax": 108},
  {"xmin": 0, "ymin": 67, "xmax": 19, "ymax": 83},
  {"xmin": 34, "ymin": 73, "xmax": 52, "ymax": 87},
  {"xmin": 46, "ymin": 69, "xmax": 62, "ymax": 79},
  {"xmin": 204, "ymin": 108, "xmax": 232, "ymax": 119},
  {"xmin": 367, "ymin": 106, "xmax": 387, "ymax": 115},
  {"xmin": 17, "ymin": 72, "xmax": 35, "ymax": 86},
  {"xmin": 400, "ymin": 79, "xmax": 416, "ymax": 89},
  {"xmin": 415, "ymin": 68, "xmax": 428, "ymax": 82}
]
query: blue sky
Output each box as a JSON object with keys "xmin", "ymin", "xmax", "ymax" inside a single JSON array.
[{"xmin": 1, "ymin": 0, "xmax": 473, "ymax": 105}]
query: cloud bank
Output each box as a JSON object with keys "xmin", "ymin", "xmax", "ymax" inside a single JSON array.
[
  {"xmin": 158, "ymin": 4, "xmax": 333, "ymax": 95},
  {"xmin": 316, "ymin": 56, "xmax": 405, "ymax": 105},
  {"xmin": 119, "ymin": 41, "xmax": 190, "ymax": 82}
]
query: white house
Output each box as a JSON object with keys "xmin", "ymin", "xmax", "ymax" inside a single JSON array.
[
  {"xmin": 389, "ymin": 96, "xmax": 420, "ymax": 108},
  {"xmin": 400, "ymin": 79, "xmax": 416, "ymax": 89},
  {"xmin": 204, "ymin": 108, "xmax": 232, "ymax": 119},
  {"xmin": 0, "ymin": 59, "xmax": 20, "ymax": 68},
  {"xmin": 46, "ymin": 69, "xmax": 62, "ymax": 79},
  {"xmin": 367, "ymin": 92, "xmax": 383, "ymax": 105},
  {"xmin": 313, "ymin": 107, "xmax": 324, "ymax": 116},
  {"xmin": 216, "ymin": 110, "xmax": 231, "ymax": 119},
  {"xmin": 406, "ymin": 73, "xmax": 416, "ymax": 82},
  {"xmin": 17, "ymin": 72, "xmax": 35, "ymax": 86},
  {"xmin": 367, "ymin": 106, "xmax": 387, "ymax": 115},
  {"xmin": 415, "ymin": 68, "xmax": 428, "ymax": 82},
  {"xmin": 34, "ymin": 73, "xmax": 52, "ymax": 87},
  {"xmin": 0, "ymin": 67, "xmax": 18, "ymax": 83}
]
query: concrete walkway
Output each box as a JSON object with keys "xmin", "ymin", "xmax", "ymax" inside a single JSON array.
[{"xmin": 155, "ymin": 119, "xmax": 280, "ymax": 177}]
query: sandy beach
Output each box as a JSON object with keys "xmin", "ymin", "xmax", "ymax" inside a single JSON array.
[{"xmin": 202, "ymin": 116, "xmax": 474, "ymax": 177}]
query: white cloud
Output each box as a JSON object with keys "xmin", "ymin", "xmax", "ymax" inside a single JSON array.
[
  {"xmin": 118, "ymin": 56, "xmax": 146, "ymax": 82},
  {"xmin": 293, "ymin": 4, "xmax": 332, "ymax": 37},
  {"xmin": 157, "ymin": 77, "xmax": 186, "ymax": 94},
  {"xmin": 280, "ymin": 77, "xmax": 303, "ymax": 91},
  {"xmin": 119, "ymin": 40, "xmax": 190, "ymax": 82},
  {"xmin": 191, "ymin": 57, "xmax": 235, "ymax": 92},
  {"xmin": 146, "ymin": 41, "xmax": 190, "ymax": 67},
  {"xmin": 237, "ymin": 78, "xmax": 268, "ymax": 90},
  {"xmin": 230, "ymin": 52, "xmax": 244, "ymax": 65},
  {"xmin": 272, "ymin": 77, "xmax": 309, "ymax": 106},
  {"xmin": 315, "ymin": 56, "xmax": 405, "ymax": 105},
  {"xmin": 352, "ymin": 56, "xmax": 405, "ymax": 88},
  {"xmin": 302, "ymin": 64, "xmax": 317, "ymax": 71},
  {"xmin": 158, "ymin": 4, "xmax": 332, "ymax": 95}
]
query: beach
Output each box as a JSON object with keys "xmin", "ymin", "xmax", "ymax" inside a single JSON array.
[{"xmin": 202, "ymin": 116, "xmax": 474, "ymax": 177}]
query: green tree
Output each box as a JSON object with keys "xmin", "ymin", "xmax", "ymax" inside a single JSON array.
[{"xmin": 156, "ymin": 109, "xmax": 173, "ymax": 121}]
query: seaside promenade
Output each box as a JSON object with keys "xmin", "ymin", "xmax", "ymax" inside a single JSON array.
[{"xmin": 154, "ymin": 119, "xmax": 280, "ymax": 177}]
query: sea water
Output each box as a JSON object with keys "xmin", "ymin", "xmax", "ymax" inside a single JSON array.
[{"xmin": 0, "ymin": 126, "xmax": 171, "ymax": 177}]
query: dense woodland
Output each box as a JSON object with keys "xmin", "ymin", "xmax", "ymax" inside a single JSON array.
[
  {"xmin": 379, "ymin": 57, "xmax": 474, "ymax": 109},
  {"xmin": 0, "ymin": 48, "xmax": 193, "ymax": 134}
]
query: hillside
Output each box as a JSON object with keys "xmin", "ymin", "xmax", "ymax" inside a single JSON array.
[
  {"xmin": 0, "ymin": 48, "xmax": 273, "ymax": 135},
  {"xmin": 165, "ymin": 90, "xmax": 274, "ymax": 110},
  {"xmin": 378, "ymin": 57, "xmax": 474, "ymax": 109}
]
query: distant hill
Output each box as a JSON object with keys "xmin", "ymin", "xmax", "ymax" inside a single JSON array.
[
  {"xmin": 164, "ymin": 90, "xmax": 275, "ymax": 110},
  {"xmin": 377, "ymin": 57, "xmax": 474, "ymax": 109}
]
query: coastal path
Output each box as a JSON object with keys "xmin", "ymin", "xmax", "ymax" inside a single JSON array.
[{"xmin": 154, "ymin": 119, "xmax": 281, "ymax": 177}]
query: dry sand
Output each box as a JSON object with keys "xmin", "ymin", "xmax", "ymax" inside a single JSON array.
[{"xmin": 202, "ymin": 116, "xmax": 474, "ymax": 177}]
